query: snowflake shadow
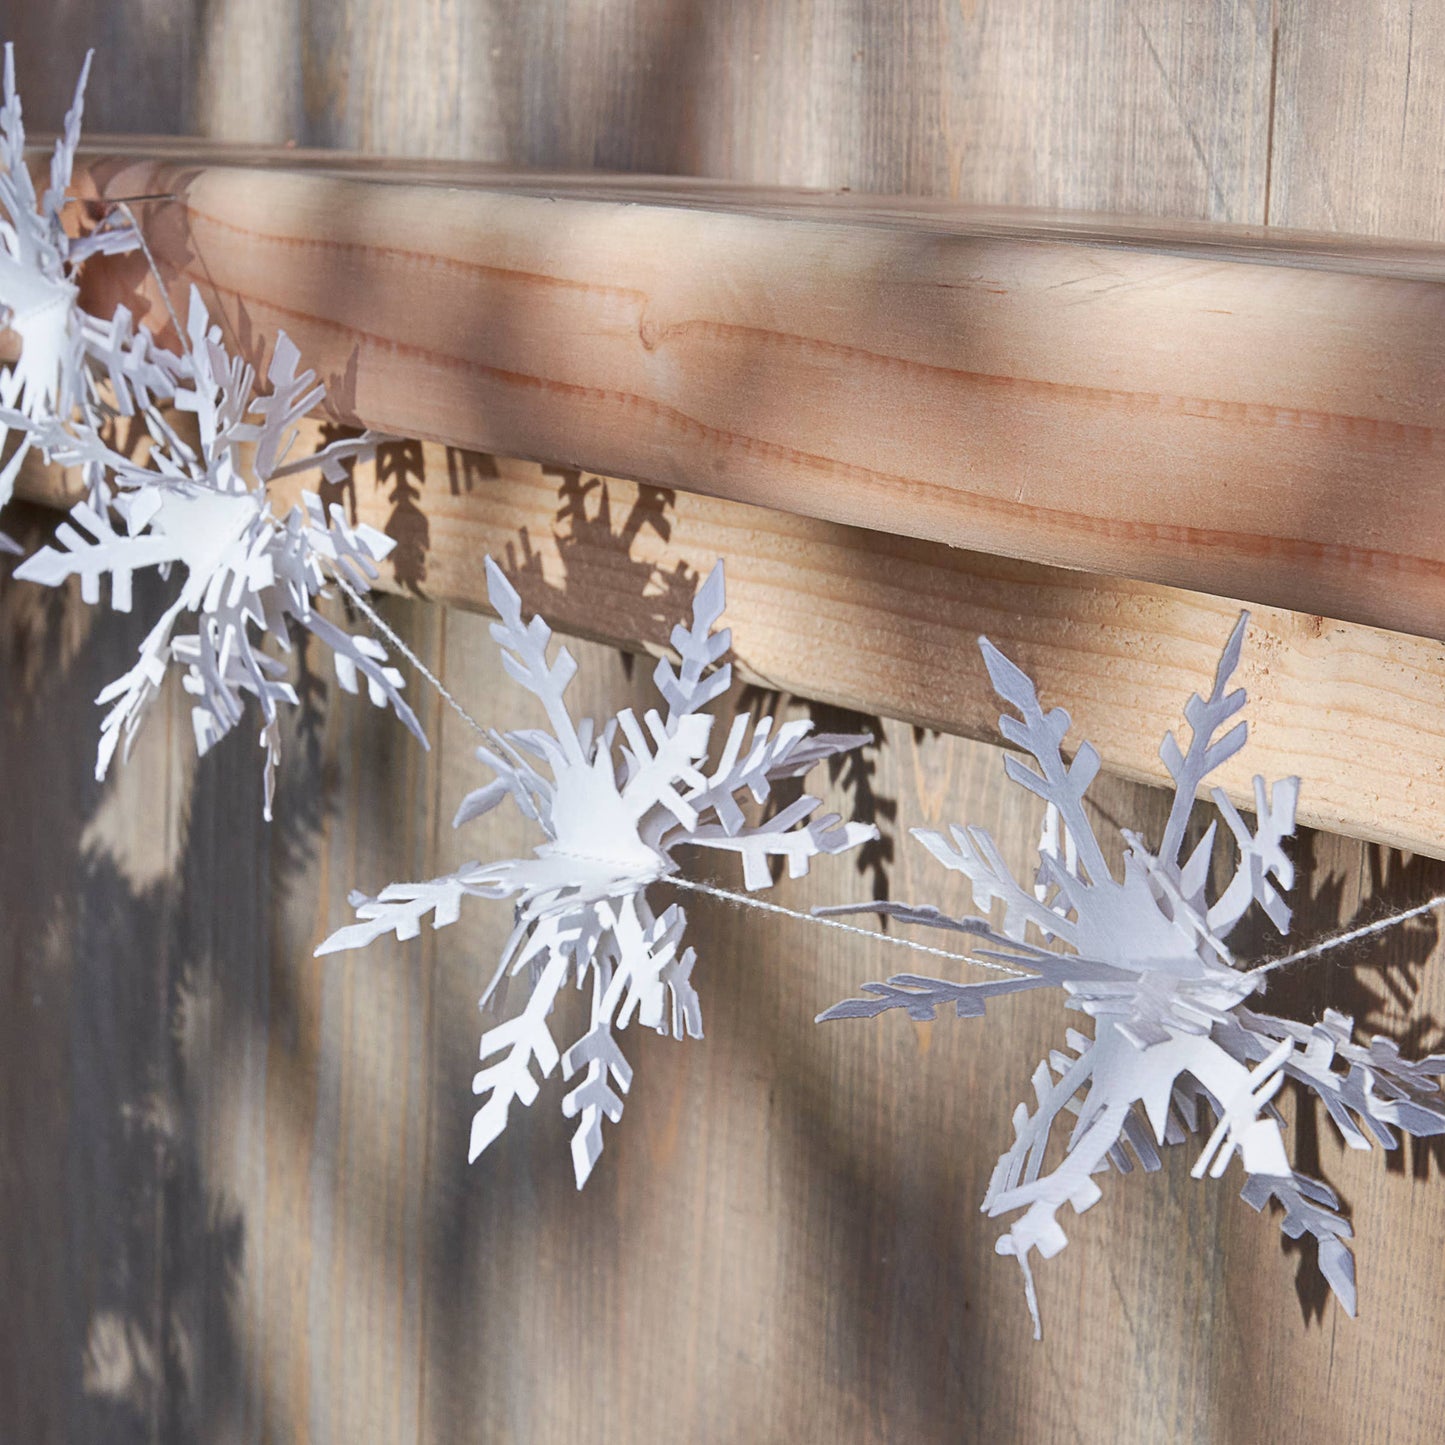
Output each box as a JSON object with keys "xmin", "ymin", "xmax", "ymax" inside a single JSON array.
[
  {"xmin": 1224, "ymin": 825, "xmax": 1445, "ymax": 1322},
  {"xmin": 501, "ymin": 468, "xmax": 702, "ymax": 653},
  {"xmin": 310, "ymin": 421, "xmax": 434, "ymax": 599},
  {"xmin": 736, "ymin": 683, "xmax": 897, "ymax": 901},
  {"xmin": 0, "ymin": 548, "xmax": 258, "ymax": 1442}
]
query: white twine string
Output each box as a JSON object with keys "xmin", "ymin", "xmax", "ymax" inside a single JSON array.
[
  {"xmin": 1245, "ymin": 892, "xmax": 1445, "ymax": 980},
  {"xmin": 330, "ymin": 569, "xmax": 493, "ymax": 739},
  {"xmin": 115, "ymin": 200, "xmax": 188, "ymax": 349},
  {"xmin": 328, "ymin": 567, "xmax": 1445, "ymax": 985},
  {"xmin": 663, "ymin": 876, "xmax": 1027, "ymax": 975}
]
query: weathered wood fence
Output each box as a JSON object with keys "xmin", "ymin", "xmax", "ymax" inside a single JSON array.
[{"xmin": 3, "ymin": 5, "xmax": 1444, "ymax": 1442}]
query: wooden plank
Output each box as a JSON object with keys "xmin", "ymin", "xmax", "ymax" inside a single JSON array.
[
  {"xmin": 6, "ymin": 11, "xmax": 196, "ymax": 137},
  {"xmin": 25, "ymin": 396, "xmax": 1445, "ymax": 856},
  {"xmin": 266, "ymin": 426, "xmax": 1445, "ymax": 861},
  {"xmin": 0, "ymin": 518, "xmax": 189, "ymax": 1444},
  {"xmin": 27, "ymin": 144, "xmax": 1445, "ymax": 646},
  {"xmin": 1271, "ymin": 2, "xmax": 1445, "ymax": 241}
]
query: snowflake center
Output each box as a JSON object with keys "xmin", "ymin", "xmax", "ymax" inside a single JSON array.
[
  {"xmin": 1, "ymin": 270, "xmax": 78, "ymax": 413},
  {"xmin": 541, "ymin": 756, "xmax": 672, "ymax": 898},
  {"xmin": 155, "ymin": 486, "xmax": 269, "ymax": 609}
]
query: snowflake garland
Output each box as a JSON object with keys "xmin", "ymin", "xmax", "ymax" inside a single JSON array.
[
  {"xmin": 0, "ymin": 49, "xmax": 425, "ymax": 816},
  {"xmin": 319, "ymin": 558, "xmax": 878, "ymax": 1186},
  {"xmin": 819, "ymin": 614, "xmax": 1445, "ymax": 1338},
  {"xmin": 4, "ymin": 39, "xmax": 1444, "ymax": 1331}
]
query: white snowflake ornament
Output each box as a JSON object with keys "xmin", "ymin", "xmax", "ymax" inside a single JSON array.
[
  {"xmin": 1, "ymin": 45, "xmax": 422, "ymax": 815},
  {"xmin": 0, "ymin": 46, "xmax": 158, "ymax": 513},
  {"xmin": 320, "ymin": 558, "xmax": 878, "ymax": 1186},
  {"xmin": 820, "ymin": 614, "xmax": 1445, "ymax": 1338},
  {"xmin": 15, "ymin": 287, "xmax": 423, "ymax": 816}
]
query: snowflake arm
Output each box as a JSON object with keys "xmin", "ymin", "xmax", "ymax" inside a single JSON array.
[
  {"xmin": 1206, "ymin": 775, "xmax": 1299, "ymax": 936},
  {"xmin": 1239, "ymin": 1172, "xmax": 1356, "ymax": 1315},
  {"xmin": 315, "ymin": 863, "xmax": 517, "ymax": 955},
  {"xmin": 13, "ymin": 494, "xmax": 187, "ymax": 609},
  {"xmin": 815, "ymin": 908, "xmax": 1128, "ymax": 1023},
  {"xmin": 1221, "ymin": 1007, "xmax": 1445, "ymax": 1149},
  {"xmin": 559, "ymin": 895, "xmax": 693, "ymax": 1184},
  {"xmin": 0, "ymin": 46, "xmax": 144, "ymax": 507},
  {"xmin": 471, "ymin": 936, "xmax": 572, "ymax": 1163},
  {"xmin": 817, "ymin": 969, "xmax": 1059, "ymax": 1023},
  {"xmin": 268, "ymin": 429, "xmax": 381, "ymax": 487},
  {"xmin": 247, "ymin": 331, "xmax": 326, "ymax": 480},
  {"xmin": 687, "ymin": 795, "xmax": 876, "ymax": 890},
  {"xmin": 484, "ymin": 556, "xmax": 585, "ymax": 765},
  {"xmin": 1156, "ymin": 611, "xmax": 1250, "ymax": 872},
  {"xmin": 298, "ymin": 608, "xmax": 424, "ymax": 737},
  {"xmin": 40, "ymin": 48, "xmax": 90, "ymax": 228},
  {"xmin": 652, "ymin": 559, "xmax": 731, "ymax": 725},
  {"xmin": 95, "ymin": 592, "xmax": 189, "ymax": 779},
  {"xmin": 980, "ymin": 637, "xmax": 1112, "ymax": 888},
  {"xmin": 82, "ymin": 305, "xmax": 185, "ymax": 417},
  {"xmin": 916, "ymin": 821, "xmax": 1084, "ymax": 949},
  {"xmin": 982, "ymin": 1037, "xmax": 1120, "ymax": 1340}
]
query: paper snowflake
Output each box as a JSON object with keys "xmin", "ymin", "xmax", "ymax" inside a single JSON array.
[
  {"xmin": 0, "ymin": 45, "xmax": 156, "ymax": 514},
  {"xmin": 14, "ymin": 287, "xmax": 424, "ymax": 816},
  {"xmin": 319, "ymin": 558, "xmax": 877, "ymax": 1186},
  {"xmin": 0, "ymin": 49, "xmax": 412, "ymax": 811},
  {"xmin": 819, "ymin": 614, "xmax": 1445, "ymax": 1338}
]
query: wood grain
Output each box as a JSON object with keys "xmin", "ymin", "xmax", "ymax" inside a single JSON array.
[
  {"xmin": 5, "ymin": 6, "xmax": 1445, "ymax": 1445},
  {"xmin": 37, "ymin": 146, "xmax": 1445, "ymax": 644},
  {"xmin": 1270, "ymin": 2, "xmax": 1445, "ymax": 239}
]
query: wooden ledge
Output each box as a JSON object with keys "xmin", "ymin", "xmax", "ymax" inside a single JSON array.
[
  {"xmin": 30, "ymin": 142, "xmax": 1445, "ymax": 643},
  {"xmin": 12, "ymin": 146, "xmax": 1445, "ymax": 857}
]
